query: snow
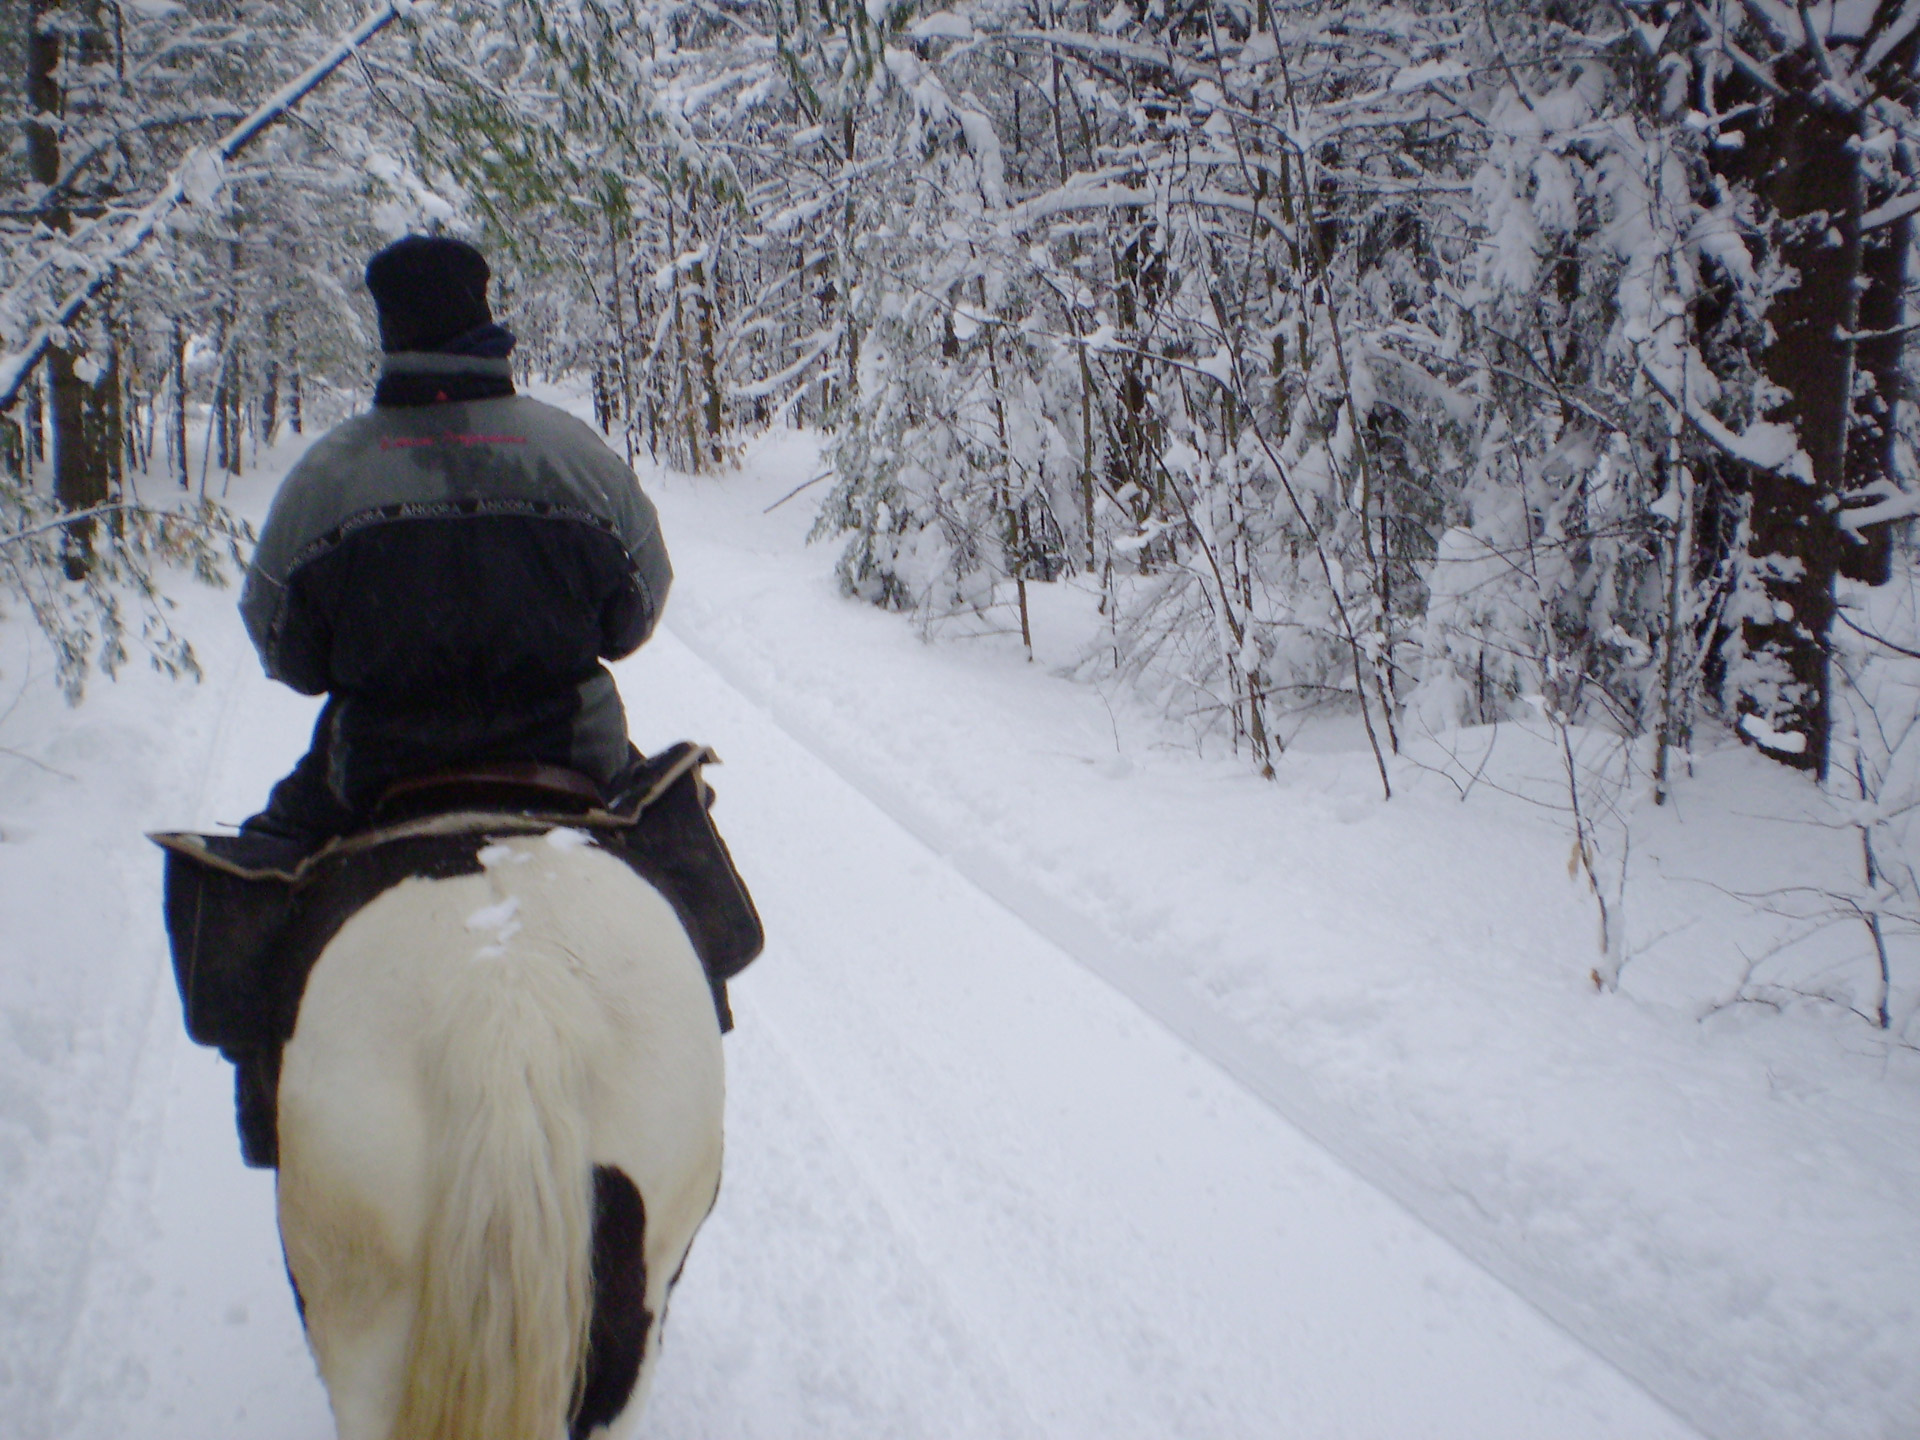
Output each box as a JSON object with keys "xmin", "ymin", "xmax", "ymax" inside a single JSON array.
[
  {"xmin": 1194, "ymin": 346, "xmax": 1235, "ymax": 385},
  {"xmin": 476, "ymin": 841, "xmax": 530, "ymax": 868},
  {"xmin": 464, "ymin": 896, "xmax": 521, "ymax": 935},
  {"xmin": 1389, "ymin": 60, "xmax": 1469, "ymax": 93},
  {"xmin": 180, "ymin": 150, "xmax": 224, "ymax": 210},
  {"xmin": 1, "ymin": 416, "xmax": 1916, "ymax": 1440},
  {"xmin": 1739, "ymin": 712, "xmax": 1812, "ymax": 755},
  {"xmin": 907, "ymin": 11, "xmax": 975, "ymax": 41}
]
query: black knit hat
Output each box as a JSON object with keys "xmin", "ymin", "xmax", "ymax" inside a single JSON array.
[{"xmin": 364, "ymin": 235, "xmax": 493, "ymax": 353}]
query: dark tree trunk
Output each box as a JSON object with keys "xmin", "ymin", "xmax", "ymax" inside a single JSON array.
[
  {"xmin": 173, "ymin": 318, "xmax": 190, "ymax": 486},
  {"xmin": 1705, "ymin": 9, "xmax": 1920, "ymax": 778},
  {"xmin": 262, "ymin": 356, "xmax": 281, "ymax": 446},
  {"xmin": 27, "ymin": 375, "xmax": 45, "ymax": 468},
  {"xmin": 48, "ymin": 348, "xmax": 109, "ymax": 576},
  {"xmin": 0, "ymin": 411, "xmax": 20, "ymax": 480},
  {"xmin": 27, "ymin": 0, "xmax": 117, "ymax": 573},
  {"xmin": 1733, "ymin": 65, "xmax": 1863, "ymax": 774},
  {"xmin": 1105, "ymin": 223, "xmax": 1166, "ymax": 532},
  {"xmin": 214, "ymin": 357, "xmax": 232, "ymax": 475},
  {"xmin": 89, "ymin": 330, "xmax": 123, "ymax": 500},
  {"xmin": 25, "ymin": 0, "xmax": 60, "ymax": 197},
  {"xmin": 1848, "ymin": 191, "xmax": 1911, "ymax": 587},
  {"xmin": 690, "ymin": 257, "xmax": 724, "ymax": 466},
  {"xmin": 1843, "ymin": 20, "xmax": 1919, "ymax": 586},
  {"xmin": 1699, "ymin": 4, "xmax": 1919, "ymax": 780}
]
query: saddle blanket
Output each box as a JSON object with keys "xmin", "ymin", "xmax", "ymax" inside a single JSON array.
[{"xmin": 150, "ymin": 743, "xmax": 761, "ymax": 1165}]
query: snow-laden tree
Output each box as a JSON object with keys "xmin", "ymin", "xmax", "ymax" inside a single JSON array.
[
  {"xmin": 804, "ymin": 0, "xmax": 1917, "ymax": 788},
  {"xmin": 1664, "ymin": 0, "xmax": 1920, "ymax": 778},
  {"xmin": 407, "ymin": 0, "xmax": 903, "ymax": 470},
  {"xmin": 1, "ymin": 0, "xmax": 449, "ymax": 698},
  {"xmin": 14, "ymin": 0, "xmax": 1904, "ymax": 785}
]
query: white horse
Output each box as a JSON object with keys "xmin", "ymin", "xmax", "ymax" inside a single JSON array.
[{"xmin": 274, "ymin": 826, "xmax": 725, "ymax": 1440}]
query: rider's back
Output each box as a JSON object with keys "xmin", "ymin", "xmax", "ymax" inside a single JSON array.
[
  {"xmin": 237, "ymin": 235, "xmax": 671, "ymax": 839},
  {"xmin": 242, "ymin": 391, "xmax": 670, "ymax": 812}
]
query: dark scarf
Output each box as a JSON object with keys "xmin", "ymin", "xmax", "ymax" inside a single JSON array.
[{"xmin": 373, "ymin": 324, "xmax": 518, "ymax": 408}]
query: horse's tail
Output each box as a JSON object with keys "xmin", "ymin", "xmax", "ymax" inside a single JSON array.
[{"xmin": 391, "ymin": 934, "xmax": 598, "ymax": 1440}]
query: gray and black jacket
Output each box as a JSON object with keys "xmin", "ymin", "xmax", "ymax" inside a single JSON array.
[{"xmin": 240, "ymin": 374, "xmax": 671, "ymax": 814}]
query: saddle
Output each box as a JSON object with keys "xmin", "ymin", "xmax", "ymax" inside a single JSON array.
[{"xmin": 151, "ymin": 742, "xmax": 762, "ymax": 1167}]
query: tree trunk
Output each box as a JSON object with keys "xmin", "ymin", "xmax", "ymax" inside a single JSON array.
[
  {"xmin": 1702, "ymin": 11, "xmax": 1920, "ymax": 779},
  {"xmin": 172, "ymin": 319, "xmax": 190, "ymax": 487},
  {"xmin": 25, "ymin": 0, "xmax": 61, "ymax": 209},
  {"xmin": 262, "ymin": 357, "xmax": 281, "ymax": 446},
  {"xmin": 1, "ymin": 411, "xmax": 21, "ymax": 480},
  {"xmin": 88, "ymin": 329, "xmax": 124, "ymax": 504},
  {"xmin": 48, "ymin": 348, "xmax": 108, "ymax": 577},
  {"xmin": 690, "ymin": 256, "xmax": 724, "ymax": 465},
  {"xmin": 1709, "ymin": 57, "xmax": 1858, "ymax": 777},
  {"xmin": 27, "ymin": 0, "xmax": 117, "ymax": 573}
]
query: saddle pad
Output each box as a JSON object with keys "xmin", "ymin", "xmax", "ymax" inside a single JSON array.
[{"xmin": 152, "ymin": 743, "xmax": 763, "ymax": 1056}]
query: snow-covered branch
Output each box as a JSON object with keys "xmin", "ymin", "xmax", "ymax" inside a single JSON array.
[{"xmin": 0, "ymin": 0, "xmax": 405, "ymax": 412}]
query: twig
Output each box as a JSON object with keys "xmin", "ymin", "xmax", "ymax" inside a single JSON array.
[
  {"xmin": 764, "ymin": 470, "xmax": 832, "ymax": 514},
  {"xmin": 0, "ymin": 501, "xmax": 147, "ymax": 548},
  {"xmin": 1836, "ymin": 607, "xmax": 1920, "ymax": 661},
  {"xmin": 0, "ymin": 745, "xmax": 77, "ymax": 780}
]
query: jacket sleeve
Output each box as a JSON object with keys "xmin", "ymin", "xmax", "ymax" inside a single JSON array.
[
  {"xmin": 600, "ymin": 487, "xmax": 672, "ymax": 659},
  {"xmin": 239, "ymin": 459, "xmax": 333, "ymax": 694}
]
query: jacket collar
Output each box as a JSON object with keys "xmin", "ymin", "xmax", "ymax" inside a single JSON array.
[{"xmin": 379, "ymin": 351, "xmax": 513, "ymax": 379}]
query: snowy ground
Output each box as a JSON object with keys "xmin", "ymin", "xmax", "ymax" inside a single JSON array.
[{"xmin": 1, "ymin": 413, "xmax": 1914, "ymax": 1440}]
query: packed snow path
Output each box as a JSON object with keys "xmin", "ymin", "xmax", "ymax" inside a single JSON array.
[{"xmin": 26, "ymin": 600, "xmax": 1696, "ymax": 1438}]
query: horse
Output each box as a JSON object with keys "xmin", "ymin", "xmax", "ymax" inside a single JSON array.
[{"xmin": 272, "ymin": 824, "xmax": 725, "ymax": 1440}]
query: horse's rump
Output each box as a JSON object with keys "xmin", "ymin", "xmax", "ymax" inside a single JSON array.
[{"xmin": 275, "ymin": 831, "xmax": 724, "ymax": 1440}]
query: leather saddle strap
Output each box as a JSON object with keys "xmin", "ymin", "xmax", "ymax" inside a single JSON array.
[{"xmin": 378, "ymin": 759, "xmax": 604, "ymax": 812}]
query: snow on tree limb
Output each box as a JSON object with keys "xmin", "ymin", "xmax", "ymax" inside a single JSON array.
[
  {"xmin": 1858, "ymin": 0, "xmax": 1920, "ymax": 76},
  {"xmin": 390, "ymin": 0, "xmax": 1917, "ymax": 792},
  {"xmin": 728, "ymin": 324, "xmax": 843, "ymax": 402},
  {"xmin": 1862, "ymin": 188, "xmax": 1920, "ymax": 231},
  {"xmin": 1636, "ymin": 359, "xmax": 1815, "ymax": 482},
  {"xmin": 0, "ymin": 0, "xmax": 405, "ymax": 413}
]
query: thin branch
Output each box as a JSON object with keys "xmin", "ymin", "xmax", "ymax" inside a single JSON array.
[
  {"xmin": 1835, "ymin": 607, "xmax": 1920, "ymax": 661},
  {"xmin": 763, "ymin": 471, "xmax": 831, "ymax": 514},
  {"xmin": 0, "ymin": 501, "xmax": 148, "ymax": 548}
]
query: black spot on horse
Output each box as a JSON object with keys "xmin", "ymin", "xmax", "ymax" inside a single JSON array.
[{"xmin": 572, "ymin": 1165, "xmax": 651, "ymax": 1440}]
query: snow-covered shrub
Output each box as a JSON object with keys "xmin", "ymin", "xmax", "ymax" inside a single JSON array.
[{"xmin": 0, "ymin": 466, "xmax": 249, "ymax": 702}]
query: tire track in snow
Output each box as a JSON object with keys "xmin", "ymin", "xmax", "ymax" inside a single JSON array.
[
  {"xmin": 648, "ymin": 1000, "xmax": 1054, "ymax": 1440},
  {"xmin": 40, "ymin": 644, "xmax": 316, "ymax": 1440},
  {"xmin": 658, "ymin": 610, "xmax": 1709, "ymax": 1440},
  {"xmin": 13, "ymin": 625, "xmax": 259, "ymax": 1439}
]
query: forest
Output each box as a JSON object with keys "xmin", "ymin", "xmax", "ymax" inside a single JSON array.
[
  {"xmin": 6, "ymin": 10, "xmax": 1920, "ymax": 1437},
  {"xmin": 3, "ymin": 1, "xmax": 1918, "ymax": 1003}
]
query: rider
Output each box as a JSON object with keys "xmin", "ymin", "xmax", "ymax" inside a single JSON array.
[
  {"xmin": 239, "ymin": 234, "xmax": 671, "ymax": 844},
  {"xmin": 221, "ymin": 236, "xmax": 673, "ymax": 1165}
]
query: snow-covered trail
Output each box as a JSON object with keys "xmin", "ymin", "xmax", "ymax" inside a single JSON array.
[
  {"xmin": 11, "ymin": 418, "xmax": 1916, "ymax": 1440},
  {"xmin": 30, "ymin": 613, "xmax": 1695, "ymax": 1439}
]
